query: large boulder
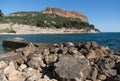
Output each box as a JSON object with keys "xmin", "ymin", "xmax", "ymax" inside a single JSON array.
[{"xmin": 55, "ymin": 55, "xmax": 91, "ymax": 81}]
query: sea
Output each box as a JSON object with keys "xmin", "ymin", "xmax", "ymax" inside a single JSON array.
[{"xmin": 0, "ymin": 32, "xmax": 120, "ymax": 54}]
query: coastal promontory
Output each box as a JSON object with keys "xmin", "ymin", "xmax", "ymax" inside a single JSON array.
[{"xmin": 0, "ymin": 7, "xmax": 100, "ymax": 34}]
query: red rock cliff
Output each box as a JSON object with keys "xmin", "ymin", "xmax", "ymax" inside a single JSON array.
[{"xmin": 41, "ymin": 7, "xmax": 88, "ymax": 22}]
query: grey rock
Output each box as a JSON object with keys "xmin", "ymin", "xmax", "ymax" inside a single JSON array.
[
  {"xmin": 50, "ymin": 48, "xmax": 59, "ymax": 54},
  {"xmin": 65, "ymin": 42, "xmax": 74, "ymax": 47},
  {"xmin": 114, "ymin": 62, "xmax": 120, "ymax": 74},
  {"xmin": 84, "ymin": 42, "xmax": 91, "ymax": 50},
  {"xmin": 87, "ymin": 66, "xmax": 98, "ymax": 81},
  {"xmin": 97, "ymin": 57, "xmax": 116, "ymax": 77},
  {"xmin": 106, "ymin": 75, "xmax": 120, "ymax": 81},
  {"xmin": 68, "ymin": 47, "xmax": 78, "ymax": 55},
  {"xmin": 55, "ymin": 55, "xmax": 91, "ymax": 81},
  {"xmin": 57, "ymin": 47, "xmax": 68, "ymax": 55},
  {"xmin": 91, "ymin": 42, "xmax": 99, "ymax": 49}
]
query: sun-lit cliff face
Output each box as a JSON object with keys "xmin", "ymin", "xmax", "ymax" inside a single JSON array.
[{"xmin": 41, "ymin": 7, "xmax": 88, "ymax": 22}]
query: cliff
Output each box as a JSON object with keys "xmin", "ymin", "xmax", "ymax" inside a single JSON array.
[
  {"xmin": 1, "ymin": 7, "xmax": 100, "ymax": 33},
  {"xmin": 41, "ymin": 7, "xmax": 88, "ymax": 22}
]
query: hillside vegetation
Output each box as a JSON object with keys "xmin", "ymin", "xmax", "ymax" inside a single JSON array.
[{"xmin": 0, "ymin": 12, "xmax": 100, "ymax": 32}]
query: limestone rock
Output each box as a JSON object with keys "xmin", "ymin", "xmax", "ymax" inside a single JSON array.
[
  {"xmin": 18, "ymin": 64, "xmax": 27, "ymax": 71},
  {"xmin": 65, "ymin": 42, "xmax": 74, "ymax": 47},
  {"xmin": 44, "ymin": 54, "xmax": 58, "ymax": 64},
  {"xmin": 27, "ymin": 54, "xmax": 46, "ymax": 69},
  {"xmin": 68, "ymin": 46, "xmax": 78, "ymax": 55},
  {"xmin": 0, "ymin": 61, "xmax": 7, "ymax": 69},
  {"xmin": 0, "ymin": 70, "xmax": 8, "ymax": 81},
  {"xmin": 22, "ymin": 42, "xmax": 37, "ymax": 57},
  {"xmin": 55, "ymin": 55, "xmax": 91, "ymax": 81},
  {"xmin": 4, "ymin": 61, "xmax": 25, "ymax": 81},
  {"xmin": 41, "ymin": 7, "xmax": 88, "ymax": 22}
]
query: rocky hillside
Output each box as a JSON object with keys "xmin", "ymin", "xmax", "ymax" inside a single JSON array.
[
  {"xmin": 41, "ymin": 7, "xmax": 88, "ymax": 22},
  {"xmin": 0, "ymin": 7, "xmax": 100, "ymax": 33}
]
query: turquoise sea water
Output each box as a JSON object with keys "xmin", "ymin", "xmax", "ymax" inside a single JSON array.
[{"xmin": 0, "ymin": 33, "xmax": 120, "ymax": 54}]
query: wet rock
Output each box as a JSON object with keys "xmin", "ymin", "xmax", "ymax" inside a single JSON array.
[
  {"xmin": 22, "ymin": 43, "xmax": 37, "ymax": 57},
  {"xmin": 3, "ymin": 39, "xmax": 27, "ymax": 50},
  {"xmin": 55, "ymin": 55, "xmax": 91, "ymax": 81}
]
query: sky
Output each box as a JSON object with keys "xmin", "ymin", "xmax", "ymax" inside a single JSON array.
[{"xmin": 0, "ymin": 0, "xmax": 120, "ymax": 32}]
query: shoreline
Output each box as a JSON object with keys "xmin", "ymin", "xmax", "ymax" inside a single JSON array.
[
  {"xmin": 0, "ymin": 23, "xmax": 99, "ymax": 35},
  {"xmin": 0, "ymin": 32, "xmax": 99, "ymax": 36}
]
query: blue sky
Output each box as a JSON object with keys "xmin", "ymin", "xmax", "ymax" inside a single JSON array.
[{"xmin": 0, "ymin": 0, "xmax": 120, "ymax": 32}]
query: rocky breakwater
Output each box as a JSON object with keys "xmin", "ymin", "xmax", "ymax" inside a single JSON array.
[{"xmin": 0, "ymin": 41, "xmax": 120, "ymax": 81}]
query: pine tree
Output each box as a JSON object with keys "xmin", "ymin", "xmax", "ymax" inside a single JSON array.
[{"xmin": 0, "ymin": 10, "xmax": 3, "ymax": 18}]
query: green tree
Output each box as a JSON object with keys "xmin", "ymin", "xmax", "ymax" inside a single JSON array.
[
  {"xmin": 0, "ymin": 10, "xmax": 3, "ymax": 18},
  {"xmin": 89, "ymin": 24, "xmax": 95, "ymax": 28}
]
